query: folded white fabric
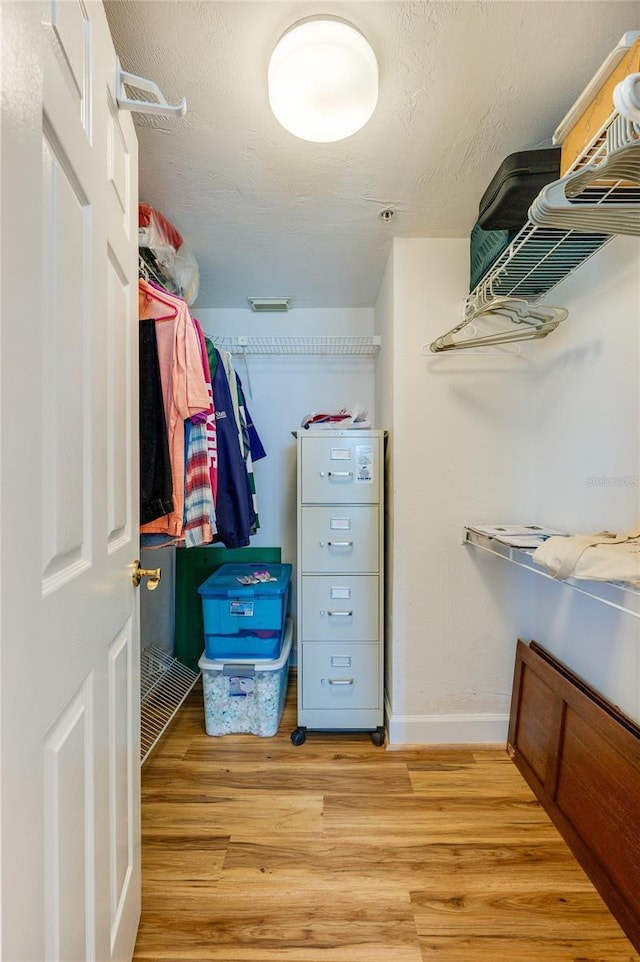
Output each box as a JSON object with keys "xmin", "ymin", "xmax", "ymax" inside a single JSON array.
[{"xmin": 533, "ymin": 526, "xmax": 640, "ymax": 584}]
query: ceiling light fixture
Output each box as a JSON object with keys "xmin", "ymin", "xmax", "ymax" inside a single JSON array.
[{"xmin": 268, "ymin": 16, "xmax": 378, "ymax": 143}]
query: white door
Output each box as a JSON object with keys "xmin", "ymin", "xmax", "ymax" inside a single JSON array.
[{"xmin": 1, "ymin": 2, "xmax": 140, "ymax": 960}]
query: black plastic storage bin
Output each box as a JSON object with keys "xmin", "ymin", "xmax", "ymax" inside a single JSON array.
[
  {"xmin": 469, "ymin": 222, "xmax": 518, "ymax": 292},
  {"xmin": 478, "ymin": 148, "xmax": 561, "ymax": 231}
]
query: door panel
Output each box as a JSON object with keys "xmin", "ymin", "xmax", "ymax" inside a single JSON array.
[
  {"xmin": 48, "ymin": 0, "xmax": 91, "ymax": 129},
  {"xmin": 41, "ymin": 124, "xmax": 91, "ymax": 589},
  {"xmin": 44, "ymin": 677, "xmax": 95, "ymax": 962},
  {"xmin": 108, "ymin": 622, "xmax": 135, "ymax": 951},
  {"xmin": 1, "ymin": 2, "xmax": 140, "ymax": 960},
  {"xmin": 106, "ymin": 250, "xmax": 131, "ymax": 545}
]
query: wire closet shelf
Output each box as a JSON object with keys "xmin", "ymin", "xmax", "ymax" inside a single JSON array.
[
  {"xmin": 430, "ymin": 106, "xmax": 640, "ymax": 353},
  {"xmin": 208, "ymin": 335, "xmax": 382, "ymax": 356},
  {"xmin": 140, "ymin": 646, "xmax": 200, "ymax": 763}
]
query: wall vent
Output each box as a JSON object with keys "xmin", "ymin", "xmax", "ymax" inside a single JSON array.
[{"xmin": 248, "ymin": 297, "xmax": 292, "ymax": 312}]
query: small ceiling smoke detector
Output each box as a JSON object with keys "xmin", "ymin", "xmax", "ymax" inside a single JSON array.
[{"xmin": 247, "ymin": 297, "xmax": 292, "ymax": 312}]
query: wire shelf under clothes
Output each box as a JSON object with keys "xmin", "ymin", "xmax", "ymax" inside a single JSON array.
[{"xmin": 140, "ymin": 646, "xmax": 200, "ymax": 764}]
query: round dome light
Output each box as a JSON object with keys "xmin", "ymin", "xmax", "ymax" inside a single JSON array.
[{"xmin": 268, "ymin": 17, "xmax": 378, "ymax": 143}]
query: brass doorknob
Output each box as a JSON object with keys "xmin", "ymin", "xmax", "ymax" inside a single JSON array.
[{"xmin": 130, "ymin": 559, "xmax": 162, "ymax": 591}]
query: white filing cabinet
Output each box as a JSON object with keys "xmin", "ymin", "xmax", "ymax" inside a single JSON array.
[{"xmin": 292, "ymin": 429, "xmax": 385, "ymax": 746}]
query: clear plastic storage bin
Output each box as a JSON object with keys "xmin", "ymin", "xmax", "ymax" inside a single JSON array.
[{"xmin": 198, "ymin": 619, "xmax": 293, "ymax": 737}]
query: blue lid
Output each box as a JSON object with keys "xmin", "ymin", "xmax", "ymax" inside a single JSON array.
[{"xmin": 198, "ymin": 562, "xmax": 292, "ymax": 598}]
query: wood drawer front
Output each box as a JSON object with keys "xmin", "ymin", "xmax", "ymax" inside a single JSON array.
[
  {"xmin": 300, "ymin": 506, "xmax": 379, "ymax": 573},
  {"xmin": 301, "ymin": 436, "xmax": 380, "ymax": 504},
  {"xmin": 301, "ymin": 576, "xmax": 379, "ymax": 642},
  {"xmin": 509, "ymin": 640, "xmax": 640, "ymax": 953},
  {"xmin": 301, "ymin": 643, "xmax": 379, "ymax": 710}
]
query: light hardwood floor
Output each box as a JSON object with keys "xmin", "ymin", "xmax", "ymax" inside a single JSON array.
[{"xmin": 134, "ymin": 674, "xmax": 640, "ymax": 962}]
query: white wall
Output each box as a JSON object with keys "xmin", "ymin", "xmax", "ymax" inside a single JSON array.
[
  {"xmin": 530, "ymin": 235, "xmax": 640, "ymax": 722},
  {"xmin": 376, "ymin": 233, "xmax": 640, "ymax": 744},
  {"xmin": 377, "ymin": 238, "xmax": 536, "ymax": 744}
]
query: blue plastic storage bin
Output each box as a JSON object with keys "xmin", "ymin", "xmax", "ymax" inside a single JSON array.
[{"xmin": 197, "ymin": 562, "xmax": 292, "ymax": 659}]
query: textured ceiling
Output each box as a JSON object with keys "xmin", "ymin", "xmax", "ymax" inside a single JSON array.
[{"xmin": 105, "ymin": 1, "xmax": 639, "ymax": 309}]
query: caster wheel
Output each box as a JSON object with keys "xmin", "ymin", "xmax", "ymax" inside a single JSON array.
[
  {"xmin": 371, "ymin": 728, "xmax": 385, "ymax": 747},
  {"xmin": 291, "ymin": 727, "xmax": 306, "ymax": 746}
]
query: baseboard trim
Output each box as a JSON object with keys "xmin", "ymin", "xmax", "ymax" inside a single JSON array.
[{"xmin": 385, "ymin": 702, "xmax": 509, "ymax": 746}]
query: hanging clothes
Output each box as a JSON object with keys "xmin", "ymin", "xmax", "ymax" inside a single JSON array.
[
  {"xmin": 237, "ymin": 374, "xmax": 267, "ymax": 463},
  {"xmin": 182, "ymin": 317, "xmax": 216, "ymax": 547},
  {"xmin": 139, "ymin": 319, "xmax": 174, "ymax": 524},
  {"xmin": 206, "ymin": 343, "xmax": 257, "ymax": 548},
  {"xmin": 222, "ymin": 351, "xmax": 258, "ymax": 531},
  {"xmin": 139, "ymin": 279, "xmax": 210, "ymax": 540},
  {"xmin": 191, "ymin": 318, "xmax": 218, "ymax": 504},
  {"xmin": 183, "ymin": 419, "xmax": 215, "ymax": 547}
]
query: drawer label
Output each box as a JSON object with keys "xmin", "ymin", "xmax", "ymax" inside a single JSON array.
[
  {"xmin": 330, "ymin": 586, "xmax": 351, "ymax": 599},
  {"xmin": 330, "ymin": 448, "xmax": 351, "ymax": 460},
  {"xmin": 228, "ymin": 675, "xmax": 255, "ymax": 696},
  {"xmin": 355, "ymin": 445, "xmax": 373, "ymax": 483},
  {"xmin": 230, "ymin": 601, "xmax": 254, "ymax": 617},
  {"xmin": 330, "ymin": 517, "xmax": 351, "ymax": 530},
  {"xmin": 331, "ymin": 656, "xmax": 352, "ymax": 667}
]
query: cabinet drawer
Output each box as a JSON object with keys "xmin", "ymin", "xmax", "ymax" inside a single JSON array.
[
  {"xmin": 301, "ymin": 576, "xmax": 379, "ymax": 641},
  {"xmin": 301, "ymin": 436, "xmax": 380, "ymax": 504},
  {"xmin": 300, "ymin": 643, "xmax": 379, "ymax": 710},
  {"xmin": 300, "ymin": 506, "xmax": 379, "ymax": 573}
]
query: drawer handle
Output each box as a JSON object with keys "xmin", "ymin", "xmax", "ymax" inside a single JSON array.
[
  {"xmin": 327, "ymin": 610, "xmax": 353, "ymax": 617},
  {"xmin": 327, "ymin": 541, "xmax": 353, "ymax": 548},
  {"xmin": 328, "ymin": 471, "xmax": 353, "ymax": 479},
  {"xmin": 328, "ymin": 678, "xmax": 355, "ymax": 686}
]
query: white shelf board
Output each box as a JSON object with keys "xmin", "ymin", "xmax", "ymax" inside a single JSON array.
[{"xmin": 463, "ymin": 527, "xmax": 640, "ymax": 619}]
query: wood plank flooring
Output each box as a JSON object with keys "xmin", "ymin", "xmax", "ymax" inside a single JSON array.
[{"xmin": 134, "ymin": 674, "xmax": 640, "ymax": 962}]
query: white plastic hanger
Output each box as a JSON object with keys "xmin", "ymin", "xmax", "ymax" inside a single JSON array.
[
  {"xmin": 529, "ymin": 115, "xmax": 640, "ymax": 235},
  {"xmin": 613, "ymin": 72, "xmax": 640, "ymax": 125},
  {"xmin": 429, "ymin": 297, "xmax": 568, "ymax": 353}
]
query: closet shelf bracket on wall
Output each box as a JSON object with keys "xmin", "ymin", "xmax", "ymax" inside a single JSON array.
[
  {"xmin": 116, "ymin": 59, "xmax": 187, "ymax": 117},
  {"xmin": 208, "ymin": 335, "xmax": 382, "ymax": 356}
]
